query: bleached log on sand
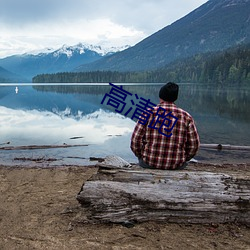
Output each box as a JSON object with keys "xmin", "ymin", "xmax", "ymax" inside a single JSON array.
[{"xmin": 77, "ymin": 165, "xmax": 250, "ymax": 225}]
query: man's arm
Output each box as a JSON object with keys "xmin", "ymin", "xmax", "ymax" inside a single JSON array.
[
  {"xmin": 130, "ymin": 122, "xmax": 146, "ymax": 158},
  {"xmin": 185, "ymin": 119, "xmax": 200, "ymax": 161}
]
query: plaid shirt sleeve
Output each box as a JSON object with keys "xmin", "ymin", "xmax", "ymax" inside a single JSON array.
[
  {"xmin": 185, "ymin": 118, "xmax": 200, "ymax": 161},
  {"xmin": 130, "ymin": 121, "xmax": 146, "ymax": 158}
]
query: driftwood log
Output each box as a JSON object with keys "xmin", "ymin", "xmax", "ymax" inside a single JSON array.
[
  {"xmin": 200, "ymin": 143, "xmax": 250, "ymax": 151},
  {"xmin": 77, "ymin": 163, "xmax": 250, "ymax": 225},
  {"xmin": 0, "ymin": 144, "xmax": 88, "ymax": 151}
]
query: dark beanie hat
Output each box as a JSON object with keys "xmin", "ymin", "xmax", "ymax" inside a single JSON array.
[{"xmin": 159, "ymin": 82, "xmax": 179, "ymax": 102}]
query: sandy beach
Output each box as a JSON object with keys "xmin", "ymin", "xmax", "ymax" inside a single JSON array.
[{"xmin": 0, "ymin": 163, "xmax": 249, "ymax": 250}]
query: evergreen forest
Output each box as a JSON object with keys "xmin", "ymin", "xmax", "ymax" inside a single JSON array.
[{"xmin": 33, "ymin": 43, "xmax": 250, "ymax": 85}]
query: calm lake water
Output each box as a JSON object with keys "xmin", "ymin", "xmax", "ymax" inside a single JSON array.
[{"xmin": 0, "ymin": 83, "xmax": 249, "ymax": 167}]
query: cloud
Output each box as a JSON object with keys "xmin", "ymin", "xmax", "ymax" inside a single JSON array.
[
  {"xmin": 0, "ymin": 0, "xmax": 207, "ymax": 31},
  {"xmin": 0, "ymin": 0, "xmax": 208, "ymax": 57},
  {"xmin": 0, "ymin": 17, "xmax": 145, "ymax": 57},
  {"xmin": 0, "ymin": 107, "xmax": 134, "ymax": 145},
  {"xmin": 0, "ymin": 0, "xmax": 71, "ymax": 25}
]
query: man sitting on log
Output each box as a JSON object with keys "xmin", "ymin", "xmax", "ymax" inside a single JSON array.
[{"xmin": 130, "ymin": 82, "xmax": 200, "ymax": 170}]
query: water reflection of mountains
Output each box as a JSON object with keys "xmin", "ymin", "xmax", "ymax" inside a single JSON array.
[{"xmin": 33, "ymin": 84, "xmax": 250, "ymax": 123}]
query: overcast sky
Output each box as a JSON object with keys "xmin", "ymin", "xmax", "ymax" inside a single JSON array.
[{"xmin": 0, "ymin": 0, "xmax": 208, "ymax": 58}]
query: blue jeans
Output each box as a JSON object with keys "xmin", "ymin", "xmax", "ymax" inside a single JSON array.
[{"xmin": 138, "ymin": 158, "xmax": 188, "ymax": 170}]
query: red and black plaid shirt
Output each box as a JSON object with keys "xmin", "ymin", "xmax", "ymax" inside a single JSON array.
[{"xmin": 130, "ymin": 101, "xmax": 200, "ymax": 169}]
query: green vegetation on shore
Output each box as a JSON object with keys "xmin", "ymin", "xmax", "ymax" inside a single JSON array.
[{"xmin": 33, "ymin": 43, "xmax": 250, "ymax": 85}]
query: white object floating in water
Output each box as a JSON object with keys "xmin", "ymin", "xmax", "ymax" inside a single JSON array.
[{"xmin": 15, "ymin": 87, "xmax": 18, "ymax": 94}]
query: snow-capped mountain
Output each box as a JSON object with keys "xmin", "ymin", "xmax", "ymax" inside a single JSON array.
[
  {"xmin": 51, "ymin": 43, "xmax": 130, "ymax": 58},
  {"xmin": 0, "ymin": 43, "xmax": 130, "ymax": 81},
  {"xmin": 29, "ymin": 43, "xmax": 130, "ymax": 58}
]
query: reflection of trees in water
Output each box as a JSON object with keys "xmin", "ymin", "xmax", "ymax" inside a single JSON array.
[
  {"xmin": 34, "ymin": 84, "xmax": 109, "ymax": 95},
  {"xmin": 33, "ymin": 84, "xmax": 160, "ymax": 96},
  {"xmin": 33, "ymin": 84, "xmax": 250, "ymax": 122},
  {"xmin": 177, "ymin": 84, "xmax": 250, "ymax": 122}
]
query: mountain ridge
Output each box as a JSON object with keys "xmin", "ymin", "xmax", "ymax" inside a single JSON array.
[
  {"xmin": 0, "ymin": 65, "xmax": 27, "ymax": 83},
  {"xmin": 0, "ymin": 43, "xmax": 130, "ymax": 81},
  {"xmin": 32, "ymin": 42, "xmax": 250, "ymax": 85},
  {"xmin": 75, "ymin": 0, "xmax": 250, "ymax": 72},
  {"xmin": 1, "ymin": 0, "xmax": 249, "ymax": 82}
]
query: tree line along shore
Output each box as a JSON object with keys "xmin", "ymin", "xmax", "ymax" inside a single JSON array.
[{"xmin": 33, "ymin": 43, "xmax": 250, "ymax": 85}]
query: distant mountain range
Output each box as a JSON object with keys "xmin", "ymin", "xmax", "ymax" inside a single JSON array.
[
  {"xmin": 0, "ymin": 44, "xmax": 130, "ymax": 82},
  {"xmin": 1, "ymin": 0, "xmax": 250, "ymax": 83},
  {"xmin": 76, "ymin": 0, "xmax": 250, "ymax": 72},
  {"xmin": 33, "ymin": 43, "xmax": 250, "ymax": 85}
]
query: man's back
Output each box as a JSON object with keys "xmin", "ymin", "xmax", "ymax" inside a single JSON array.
[{"xmin": 130, "ymin": 82, "xmax": 200, "ymax": 170}]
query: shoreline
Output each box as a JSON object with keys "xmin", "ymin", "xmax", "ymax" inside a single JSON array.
[
  {"xmin": 1, "ymin": 161, "xmax": 250, "ymax": 171},
  {"xmin": 1, "ymin": 145, "xmax": 250, "ymax": 168},
  {"xmin": 0, "ymin": 163, "xmax": 249, "ymax": 249}
]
